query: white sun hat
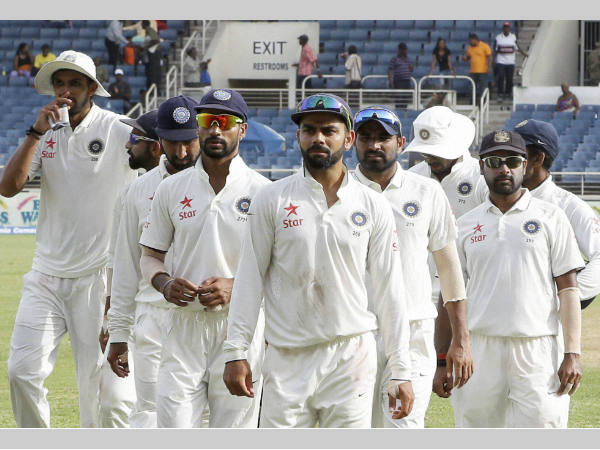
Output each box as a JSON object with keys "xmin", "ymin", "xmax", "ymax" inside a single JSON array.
[
  {"xmin": 34, "ymin": 50, "xmax": 110, "ymax": 97},
  {"xmin": 403, "ymin": 106, "xmax": 475, "ymax": 159}
]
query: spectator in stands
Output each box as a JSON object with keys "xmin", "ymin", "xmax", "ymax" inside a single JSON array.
[
  {"xmin": 462, "ymin": 33, "xmax": 492, "ymax": 101},
  {"xmin": 94, "ymin": 56, "xmax": 109, "ymax": 85},
  {"xmin": 200, "ymin": 59, "xmax": 212, "ymax": 87},
  {"xmin": 105, "ymin": 20, "xmax": 129, "ymax": 71},
  {"xmin": 429, "ymin": 37, "xmax": 455, "ymax": 88},
  {"xmin": 122, "ymin": 38, "xmax": 139, "ymax": 76},
  {"xmin": 556, "ymin": 82, "xmax": 580, "ymax": 117},
  {"xmin": 388, "ymin": 43, "xmax": 414, "ymax": 109},
  {"xmin": 293, "ymin": 34, "xmax": 321, "ymax": 89},
  {"xmin": 32, "ymin": 44, "xmax": 56, "ymax": 76},
  {"xmin": 141, "ymin": 20, "xmax": 162, "ymax": 94},
  {"xmin": 342, "ymin": 45, "xmax": 362, "ymax": 89},
  {"xmin": 10, "ymin": 42, "xmax": 34, "ymax": 79},
  {"xmin": 587, "ymin": 41, "xmax": 600, "ymax": 86},
  {"xmin": 108, "ymin": 68, "xmax": 132, "ymax": 113},
  {"xmin": 493, "ymin": 22, "xmax": 528, "ymax": 102},
  {"xmin": 123, "ymin": 20, "xmax": 158, "ymax": 44},
  {"xmin": 183, "ymin": 46, "xmax": 201, "ymax": 87}
]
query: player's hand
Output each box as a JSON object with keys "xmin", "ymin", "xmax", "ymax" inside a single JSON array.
[
  {"xmin": 34, "ymin": 92, "xmax": 73, "ymax": 133},
  {"xmin": 432, "ymin": 366, "xmax": 452, "ymax": 398},
  {"xmin": 163, "ymin": 277, "xmax": 199, "ymax": 307},
  {"xmin": 387, "ymin": 380, "xmax": 414, "ymax": 419},
  {"xmin": 107, "ymin": 342, "xmax": 130, "ymax": 378},
  {"xmin": 197, "ymin": 277, "xmax": 233, "ymax": 308},
  {"xmin": 99, "ymin": 319, "xmax": 109, "ymax": 353},
  {"xmin": 446, "ymin": 334, "xmax": 473, "ymax": 389},
  {"xmin": 223, "ymin": 360, "xmax": 254, "ymax": 398},
  {"xmin": 557, "ymin": 353, "xmax": 582, "ymax": 396}
]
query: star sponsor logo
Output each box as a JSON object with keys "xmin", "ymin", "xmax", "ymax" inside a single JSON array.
[
  {"xmin": 522, "ymin": 219, "xmax": 541, "ymax": 235},
  {"xmin": 179, "ymin": 196, "xmax": 196, "ymax": 220},
  {"xmin": 471, "ymin": 223, "xmax": 486, "ymax": 243},
  {"xmin": 282, "ymin": 202, "xmax": 303, "ymax": 228},
  {"xmin": 45, "ymin": 137, "xmax": 56, "ymax": 149},
  {"xmin": 457, "ymin": 181, "xmax": 473, "ymax": 196}
]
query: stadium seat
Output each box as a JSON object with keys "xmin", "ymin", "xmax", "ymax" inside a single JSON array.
[
  {"xmin": 414, "ymin": 20, "xmax": 434, "ymax": 29},
  {"xmin": 532, "ymin": 111, "xmax": 553, "ymax": 121},
  {"xmin": 457, "ymin": 20, "xmax": 476, "ymax": 30},
  {"xmin": 361, "ymin": 53, "xmax": 378, "ymax": 65},
  {"xmin": 59, "ymin": 28, "xmax": 78, "ymax": 39},
  {"xmin": 336, "ymin": 20, "xmax": 356, "ymax": 29},
  {"xmin": 515, "ymin": 103, "xmax": 535, "ymax": 112},
  {"xmin": 364, "ymin": 41, "xmax": 384, "ymax": 53},
  {"xmin": 474, "ymin": 20, "xmax": 494, "ymax": 31},
  {"xmin": 371, "ymin": 65, "xmax": 389, "ymax": 75},
  {"xmin": 318, "ymin": 52, "xmax": 338, "ymax": 65},
  {"xmin": 583, "ymin": 134, "xmax": 600, "ymax": 145},
  {"xmin": 331, "ymin": 65, "xmax": 345, "ymax": 75},
  {"xmin": 377, "ymin": 53, "xmax": 394, "ymax": 65},
  {"xmin": 370, "ymin": 30, "xmax": 390, "ymax": 41},
  {"xmin": 19, "ymin": 28, "xmax": 39, "ymax": 39},
  {"xmin": 348, "ymin": 29, "xmax": 368, "ymax": 41},
  {"xmin": 408, "ymin": 30, "xmax": 429, "ymax": 41},
  {"xmin": 450, "ymin": 30, "xmax": 471, "ymax": 42},
  {"xmin": 320, "ymin": 20, "xmax": 336, "ymax": 30},
  {"xmin": 53, "ymin": 39, "xmax": 72, "ymax": 51},
  {"xmin": 355, "ymin": 20, "xmax": 374, "ymax": 30},
  {"xmin": 394, "ymin": 20, "xmax": 415, "ymax": 29},
  {"xmin": 362, "ymin": 77, "xmax": 388, "ymax": 89},
  {"xmin": 436, "ymin": 20, "xmax": 455, "ymax": 31},
  {"xmin": 326, "ymin": 78, "xmax": 345, "ymax": 89},
  {"xmin": 383, "ymin": 41, "xmax": 399, "ymax": 53},
  {"xmin": 375, "ymin": 20, "xmax": 396, "ymax": 29},
  {"xmin": 389, "ymin": 29, "xmax": 410, "ymax": 42},
  {"xmin": 536, "ymin": 104, "xmax": 555, "ymax": 111},
  {"xmin": 160, "ymin": 29, "xmax": 178, "ymax": 41}
]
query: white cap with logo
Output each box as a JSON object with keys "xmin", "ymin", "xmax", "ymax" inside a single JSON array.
[{"xmin": 34, "ymin": 50, "xmax": 110, "ymax": 97}]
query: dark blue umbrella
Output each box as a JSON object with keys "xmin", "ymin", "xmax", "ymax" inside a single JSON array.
[{"xmin": 240, "ymin": 120, "xmax": 286, "ymax": 154}]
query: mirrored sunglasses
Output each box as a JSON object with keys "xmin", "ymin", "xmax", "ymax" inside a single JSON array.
[
  {"xmin": 354, "ymin": 108, "xmax": 401, "ymax": 129},
  {"xmin": 482, "ymin": 155, "xmax": 526, "ymax": 169},
  {"xmin": 129, "ymin": 134, "xmax": 156, "ymax": 145},
  {"xmin": 196, "ymin": 113, "xmax": 243, "ymax": 130},
  {"xmin": 297, "ymin": 95, "xmax": 352, "ymax": 129}
]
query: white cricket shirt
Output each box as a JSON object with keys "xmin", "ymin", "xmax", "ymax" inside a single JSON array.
[
  {"xmin": 27, "ymin": 104, "xmax": 136, "ymax": 278},
  {"xmin": 354, "ymin": 163, "xmax": 457, "ymax": 321},
  {"xmin": 224, "ymin": 168, "xmax": 412, "ymax": 380},
  {"xmin": 494, "ymin": 32, "xmax": 518, "ymax": 65},
  {"xmin": 456, "ymin": 189, "xmax": 585, "ymax": 337},
  {"xmin": 108, "ymin": 155, "xmax": 174, "ymax": 343},
  {"xmin": 530, "ymin": 175, "xmax": 600, "ymax": 301},
  {"xmin": 139, "ymin": 155, "xmax": 271, "ymax": 313},
  {"xmin": 409, "ymin": 151, "xmax": 488, "ymax": 219}
]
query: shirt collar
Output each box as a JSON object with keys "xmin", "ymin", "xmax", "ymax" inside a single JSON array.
[
  {"xmin": 158, "ymin": 154, "xmax": 169, "ymax": 179},
  {"xmin": 484, "ymin": 188, "xmax": 532, "ymax": 215},
  {"xmin": 354, "ymin": 162, "xmax": 404, "ymax": 192},
  {"xmin": 301, "ymin": 164, "xmax": 351, "ymax": 197},
  {"xmin": 530, "ymin": 174, "xmax": 553, "ymax": 196},
  {"xmin": 75, "ymin": 103, "xmax": 100, "ymax": 130},
  {"xmin": 195, "ymin": 153, "xmax": 248, "ymax": 180}
]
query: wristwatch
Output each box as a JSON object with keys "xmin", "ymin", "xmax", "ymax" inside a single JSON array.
[{"xmin": 26, "ymin": 126, "xmax": 44, "ymax": 140}]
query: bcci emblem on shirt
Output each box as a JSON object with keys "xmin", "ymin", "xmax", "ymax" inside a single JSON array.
[
  {"xmin": 350, "ymin": 211, "xmax": 368, "ymax": 227},
  {"xmin": 457, "ymin": 181, "xmax": 473, "ymax": 196},
  {"xmin": 402, "ymin": 201, "xmax": 420, "ymax": 218},
  {"xmin": 522, "ymin": 220, "xmax": 541, "ymax": 235}
]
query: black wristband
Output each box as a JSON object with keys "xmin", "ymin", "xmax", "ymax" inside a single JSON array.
[
  {"xmin": 26, "ymin": 126, "xmax": 44, "ymax": 140},
  {"xmin": 437, "ymin": 359, "xmax": 447, "ymax": 367}
]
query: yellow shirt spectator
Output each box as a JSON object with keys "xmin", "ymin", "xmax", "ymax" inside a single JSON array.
[
  {"xmin": 465, "ymin": 40, "xmax": 491, "ymax": 74},
  {"xmin": 34, "ymin": 48, "xmax": 56, "ymax": 69}
]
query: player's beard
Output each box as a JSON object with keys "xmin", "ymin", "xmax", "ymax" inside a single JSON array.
[
  {"xmin": 490, "ymin": 173, "xmax": 522, "ymax": 195},
  {"xmin": 201, "ymin": 136, "xmax": 238, "ymax": 159},
  {"xmin": 128, "ymin": 144, "xmax": 154, "ymax": 170},
  {"xmin": 300, "ymin": 143, "xmax": 344, "ymax": 169},
  {"xmin": 357, "ymin": 148, "xmax": 397, "ymax": 173}
]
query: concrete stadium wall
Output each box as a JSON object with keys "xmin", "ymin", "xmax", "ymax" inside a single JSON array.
[{"xmin": 523, "ymin": 20, "xmax": 579, "ymax": 87}]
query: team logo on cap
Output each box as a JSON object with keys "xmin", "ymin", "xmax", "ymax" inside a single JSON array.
[
  {"xmin": 351, "ymin": 211, "xmax": 369, "ymax": 227},
  {"xmin": 402, "ymin": 202, "xmax": 420, "ymax": 218},
  {"xmin": 493, "ymin": 130, "xmax": 511, "ymax": 143},
  {"xmin": 457, "ymin": 181, "xmax": 473, "ymax": 196},
  {"xmin": 88, "ymin": 139, "xmax": 104, "ymax": 155},
  {"xmin": 173, "ymin": 107, "xmax": 191, "ymax": 124},
  {"xmin": 515, "ymin": 120, "xmax": 529, "ymax": 128},
  {"xmin": 213, "ymin": 90, "xmax": 231, "ymax": 101},
  {"xmin": 63, "ymin": 54, "xmax": 76, "ymax": 62},
  {"xmin": 419, "ymin": 129, "xmax": 430, "ymax": 140},
  {"xmin": 523, "ymin": 220, "xmax": 541, "ymax": 235},
  {"xmin": 235, "ymin": 196, "xmax": 252, "ymax": 215}
]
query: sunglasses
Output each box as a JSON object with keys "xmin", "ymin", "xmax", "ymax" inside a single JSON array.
[
  {"xmin": 196, "ymin": 113, "xmax": 243, "ymax": 130},
  {"xmin": 482, "ymin": 155, "xmax": 526, "ymax": 169},
  {"xmin": 354, "ymin": 107, "xmax": 401, "ymax": 134},
  {"xmin": 297, "ymin": 95, "xmax": 353, "ymax": 130},
  {"xmin": 129, "ymin": 134, "xmax": 156, "ymax": 145}
]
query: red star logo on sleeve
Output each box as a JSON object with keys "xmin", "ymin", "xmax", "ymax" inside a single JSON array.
[
  {"xmin": 180, "ymin": 196, "xmax": 193, "ymax": 209},
  {"xmin": 473, "ymin": 223, "xmax": 483, "ymax": 233},
  {"xmin": 284, "ymin": 202, "xmax": 299, "ymax": 216},
  {"xmin": 45, "ymin": 137, "xmax": 56, "ymax": 149}
]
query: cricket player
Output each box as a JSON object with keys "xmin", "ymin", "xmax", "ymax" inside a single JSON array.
[
  {"xmin": 515, "ymin": 119, "xmax": 600, "ymax": 309},
  {"xmin": 403, "ymin": 106, "xmax": 487, "ymax": 398},
  {"xmin": 104, "ymin": 107, "xmax": 188, "ymax": 428},
  {"xmin": 352, "ymin": 106, "xmax": 472, "ymax": 428},
  {"xmin": 223, "ymin": 94, "xmax": 413, "ymax": 428},
  {"xmin": 452, "ymin": 130, "xmax": 584, "ymax": 427},
  {"xmin": 139, "ymin": 89, "xmax": 269, "ymax": 428},
  {"xmin": 1, "ymin": 50, "xmax": 137, "ymax": 427}
]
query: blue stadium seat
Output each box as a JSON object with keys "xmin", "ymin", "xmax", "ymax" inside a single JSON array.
[
  {"xmin": 406, "ymin": 42, "xmax": 422, "ymax": 53},
  {"xmin": 414, "ymin": 20, "xmax": 434, "ymax": 29},
  {"xmin": 457, "ymin": 20, "xmax": 476, "ymax": 30},
  {"xmin": 325, "ymin": 39, "xmax": 345, "ymax": 52},
  {"xmin": 536, "ymin": 104, "xmax": 555, "ymax": 111},
  {"xmin": 554, "ymin": 110, "xmax": 574, "ymax": 120},
  {"xmin": 370, "ymin": 30, "xmax": 390, "ymax": 41},
  {"xmin": 436, "ymin": 20, "xmax": 454, "ymax": 31},
  {"xmin": 319, "ymin": 52, "xmax": 338, "ymax": 65},
  {"xmin": 20, "ymin": 28, "xmax": 39, "ymax": 39},
  {"xmin": 375, "ymin": 20, "xmax": 396, "ymax": 29},
  {"xmin": 72, "ymin": 39, "xmax": 92, "ymax": 52},
  {"xmin": 256, "ymin": 108, "xmax": 278, "ymax": 118},
  {"xmin": 320, "ymin": 20, "xmax": 336, "ymax": 30},
  {"xmin": 331, "ymin": 65, "xmax": 345, "ymax": 75},
  {"xmin": 587, "ymin": 126, "xmax": 600, "ymax": 136},
  {"xmin": 59, "ymin": 28, "xmax": 78, "ymax": 39},
  {"xmin": 308, "ymin": 77, "xmax": 326, "ymax": 89},
  {"xmin": 347, "ymin": 29, "xmax": 368, "ymax": 41},
  {"xmin": 160, "ymin": 29, "xmax": 178, "ymax": 41},
  {"xmin": 336, "ymin": 20, "xmax": 356, "ymax": 29},
  {"xmin": 408, "ymin": 30, "xmax": 429, "ymax": 41},
  {"xmin": 330, "ymin": 30, "xmax": 347, "ymax": 40},
  {"xmin": 583, "ymin": 134, "xmax": 600, "ymax": 145},
  {"xmin": 320, "ymin": 30, "xmax": 331, "ymax": 41},
  {"xmin": 326, "ymin": 77, "xmax": 345, "ymax": 89},
  {"xmin": 389, "ymin": 29, "xmax": 410, "ymax": 42},
  {"xmin": 8, "ymin": 77, "xmax": 29, "ymax": 87},
  {"xmin": 515, "ymin": 103, "xmax": 535, "ymax": 112},
  {"xmin": 450, "ymin": 30, "xmax": 471, "ymax": 42},
  {"xmin": 53, "ymin": 39, "xmax": 72, "ymax": 51},
  {"xmin": 91, "ymin": 40, "xmax": 106, "ymax": 51},
  {"xmin": 364, "ymin": 41, "xmax": 383, "ymax": 53},
  {"xmin": 551, "ymin": 120, "xmax": 570, "ymax": 134},
  {"xmin": 576, "ymin": 110, "xmax": 597, "ymax": 121},
  {"xmin": 532, "ymin": 111, "xmax": 553, "ymax": 121},
  {"xmin": 345, "ymin": 42, "xmax": 364, "ymax": 52},
  {"xmin": 474, "ymin": 20, "xmax": 494, "ymax": 31},
  {"xmin": 167, "ymin": 20, "xmax": 185, "ymax": 31},
  {"xmin": 394, "ymin": 20, "xmax": 415, "ymax": 29},
  {"xmin": 362, "ymin": 77, "xmax": 387, "ymax": 89},
  {"xmin": 361, "ymin": 53, "xmax": 378, "ymax": 65},
  {"xmin": 355, "ymin": 20, "xmax": 374, "ymax": 30},
  {"xmin": 383, "ymin": 41, "xmax": 399, "ymax": 53},
  {"xmin": 377, "ymin": 53, "xmax": 394, "ymax": 65}
]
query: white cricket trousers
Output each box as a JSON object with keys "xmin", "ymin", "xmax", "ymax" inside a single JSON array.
[
  {"xmin": 259, "ymin": 332, "xmax": 377, "ymax": 428},
  {"xmin": 128, "ymin": 302, "xmax": 168, "ymax": 428},
  {"xmin": 372, "ymin": 319, "xmax": 435, "ymax": 428},
  {"xmin": 157, "ymin": 307, "xmax": 264, "ymax": 428},
  {"xmin": 451, "ymin": 333, "xmax": 571, "ymax": 428},
  {"xmin": 8, "ymin": 269, "xmax": 105, "ymax": 427}
]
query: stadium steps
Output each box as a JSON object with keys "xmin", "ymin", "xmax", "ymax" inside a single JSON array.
[{"xmin": 513, "ymin": 20, "xmax": 540, "ymax": 88}]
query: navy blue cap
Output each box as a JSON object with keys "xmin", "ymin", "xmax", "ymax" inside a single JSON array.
[
  {"xmin": 120, "ymin": 110, "xmax": 159, "ymax": 141},
  {"xmin": 513, "ymin": 119, "xmax": 560, "ymax": 159},
  {"xmin": 155, "ymin": 95, "xmax": 199, "ymax": 141},
  {"xmin": 479, "ymin": 130, "xmax": 527, "ymax": 157},
  {"xmin": 195, "ymin": 89, "xmax": 248, "ymax": 122}
]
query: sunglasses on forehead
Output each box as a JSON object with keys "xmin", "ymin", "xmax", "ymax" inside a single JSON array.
[
  {"xmin": 129, "ymin": 133, "xmax": 157, "ymax": 145},
  {"xmin": 353, "ymin": 108, "xmax": 401, "ymax": 130},
  {"xmin": 482, "ymin": 155, "xmax": 526, "ymax": 169},
  {"xmin": 196, "ymin": 113, "xmax": 243, "ymax": 130},
  {"xmin": 297, "ymin": 95, "xmax": 353, "ymax": 130}
]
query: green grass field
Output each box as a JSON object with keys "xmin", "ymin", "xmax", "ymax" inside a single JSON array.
[{"xmin": 0, "ymin": 235, "xmax": 599, "ymax": 428}]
